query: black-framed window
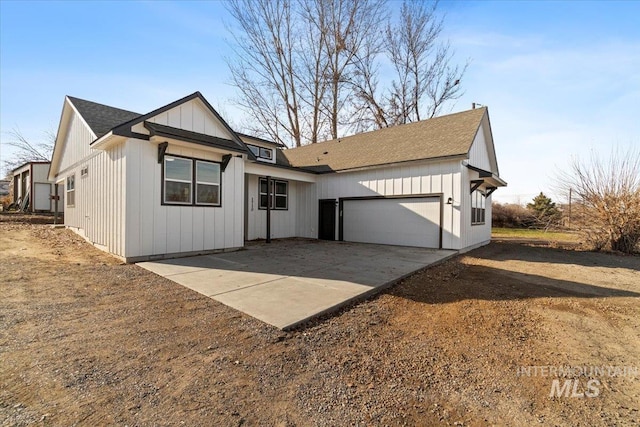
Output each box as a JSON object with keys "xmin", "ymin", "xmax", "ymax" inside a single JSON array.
[
  {"xmin": 163, "ymin": 155, "xmax": 221, "ymax": 207},
  {"xmin": 66, "ymin": 174, "xmax": 75, "ymax": 207},
  {"xmin": 195, "ymin": 160, "xmax": 220, "ymax": 205},
  {"xmin": 259, "ymin": 178, "xmax": 288, "ymax": 210},
  {"xmin": 247, "ymin": 144, "xmax": 273, "ymax": 160},
  {"xmin": 471, "ymin": 189, "xmax": 485, "ymax": 225}
]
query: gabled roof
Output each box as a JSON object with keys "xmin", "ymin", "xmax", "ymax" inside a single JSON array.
[
  {"xmin": 67, "ymin": 96, "xmax": 141, "ymax": 139},
  {"xmin": 283, "ymin": 107, "xmax": 488, "ymax": 172},
  {"xmin": 106, "ymin": 92, "xmax": 248, "ymax": 154}
]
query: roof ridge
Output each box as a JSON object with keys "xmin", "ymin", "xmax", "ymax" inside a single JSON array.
[{"xmin": 287, "ymin": 107, "xmax": 487, "ymax": 152}]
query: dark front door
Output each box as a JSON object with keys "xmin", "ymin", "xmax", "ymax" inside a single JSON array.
[{"xmin": 318, "ymin": 199, "xmax": 336, "ymax": 240}]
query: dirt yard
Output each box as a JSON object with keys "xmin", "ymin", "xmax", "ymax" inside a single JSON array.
[{"xmin": 1, "ymin": 217, "xmax": 639, "ymax": 426}]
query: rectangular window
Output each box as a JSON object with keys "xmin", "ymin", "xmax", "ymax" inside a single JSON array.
[
  {"xmin": 259, "ymin": 178, "xmax": 288, "ymax": 210},
  {"xmin": 195, "ymin": 160, "xmax": 221, "ymax": 205},
  {"xmin": 247, "ymin": 144, "xmax": 273, "ymax": 161},
  {"xmin": 66, "ymin": 175, "xmax": 75, "ymax": 207},
  {"xmin": 164, "ymin": 156, "xmax": 192, "ymax": 204},
  {"xmin": 471, "ymin": 189, "xmax": 486, "ymax": 225},
  {"xmin": 248, "ymin": 145, "xmax": 259, "ymax": 157},
  {"xmin": 259, "ymin": 147, "xmax": 273, "ymax": 160},
  {"xmin": 80, "ymin": 166, "xmax": 89, "ymax": 178},
  {"xmin": 163, "ymin": 155, "xmax": 222, "ymax": 207}
]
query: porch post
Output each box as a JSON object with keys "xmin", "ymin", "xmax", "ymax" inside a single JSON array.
[{"xmin": 266, "ymin": 176, "xmax": 271, "ymax": 243}]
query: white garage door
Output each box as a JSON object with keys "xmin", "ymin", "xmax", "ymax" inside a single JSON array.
[{"xmin": 342, "ymin": 197, "xmax": 441, "ymax": 248}]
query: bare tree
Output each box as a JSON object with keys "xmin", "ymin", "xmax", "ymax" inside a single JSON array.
[
  {"xmin": 226, "ymin": 0, "xmax": 304, "ymax": 146},
  {"xmin": 225, "ymin": 0, "xmax": 465, "ymax": 145},
  {"xmin": 556, "ymin": 148, "xmax": 640, "ymax": 253},
  {"xmin": 314, "ymin": 0, "xmax": 387, "ymax": 139},
  {"xmin": 3, "ymin": 127, "xmax": 54, "ymax": 172},
  {"xmin": 383, "ymin": 0, "xmax": 466, "ymax": 124}
]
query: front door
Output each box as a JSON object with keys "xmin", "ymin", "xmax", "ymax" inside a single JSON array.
[{"xmin": 318, "ymin": 199, "xmax": 336, "ymax": 240}]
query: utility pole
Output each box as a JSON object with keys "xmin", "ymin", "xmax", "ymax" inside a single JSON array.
[{"xmin": 568, "ymin": 188, "xmax": 572, "ymax": 229}]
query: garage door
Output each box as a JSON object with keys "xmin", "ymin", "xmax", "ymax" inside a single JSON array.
[{"xmin": 342, "ymin": 197, "xmax": 440, "ymax": 248}]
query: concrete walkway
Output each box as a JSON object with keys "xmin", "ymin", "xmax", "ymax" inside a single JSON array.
[{"xmin": 138, "ymin": 240, "xmax": 456, "ymax": 330}]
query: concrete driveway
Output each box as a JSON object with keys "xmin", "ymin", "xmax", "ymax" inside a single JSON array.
[{"xmin": 138, "ymin": 239, "xmax": 456, "ymax": 329}]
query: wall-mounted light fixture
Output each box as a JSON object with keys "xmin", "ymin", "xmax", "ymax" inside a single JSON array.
[{"xmin": 446, "ymin": 197, "xmax": 453, "ymax": 204}]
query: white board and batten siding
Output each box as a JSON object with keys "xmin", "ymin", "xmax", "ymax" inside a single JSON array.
[
  {"xmin": 58, "ymin": 111, "xmax": 96, "ymax": 172},
  {"xmin": 131, "ymin": 98, "xmax": 230, "ymax": 139},
  {"xmin": 459, "ymin": 122, "xmax": 495, "ymax": 250},
  {"xmin": 123, "ymin": 98, "xmax": 245, "ymax": 260},
  {"xmin": 62, "ymin": 145, "xmax": 127, "ymax": 257},
  {"xmin": 124, "ymin": 139, "xmax": 244, "ymax": 261},
  {"xmin": 304, "ymin": 159, "xmax": 463, "ymax": 249},
  {"xmin": 468, "ymin": 122, "xmax": 493, "ymax": 172},
  {"xmin": 245, "ymin": 174, "xmax": 298, "ymax": 240},
  {"xmin": 56, "ymin": 107, "xmax": 125, "ymax": 255}
]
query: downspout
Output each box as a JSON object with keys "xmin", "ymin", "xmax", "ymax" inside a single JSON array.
[{"xmin": 266, "ymin": 176, "xmax": 271, "ymax": 243}]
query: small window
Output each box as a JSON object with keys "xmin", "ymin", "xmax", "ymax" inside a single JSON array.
[
  {"xmin": 195, "ymin": 160, "xmax": 221, "ymax": 206},
  {"xmin": 248, "ymin": 145, "xmax": 259, "ymax": 157},
  {"xmin": 259, "ymin": 178, "xmax": 288, "ymax": 210},
  {"xmin": 80, "ymin": 166, "xmax": 89, "ymax": 178},
  {"xmin": 259, "ymin": 147, "xmax": 273, "ymax": 160},
  {"xmin": 164, "ymin": 156, "xmax": 192, "ymax": 204},
  {"xmin": 471, "ymin": 189, "xmax": 485, "ymax": 225},
  {"xmin": 247, "ymin": 144, "xmax": 273, "ymax": 161},
  {"xmin": 66, "ymin": 175, "xmax": 75, "ymax": 207}
]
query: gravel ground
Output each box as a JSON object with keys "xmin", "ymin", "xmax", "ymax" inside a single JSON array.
[{"xmin": 1, "ymin": 217, "xmax": 639, "ymax": 426}]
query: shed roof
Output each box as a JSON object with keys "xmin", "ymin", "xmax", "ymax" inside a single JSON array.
[{"xmin": 283, "ymin": 107, "xmax": 487, "ymax": 172}]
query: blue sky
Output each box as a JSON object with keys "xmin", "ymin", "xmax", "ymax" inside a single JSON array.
[{"xmin": 1, "ymin": 0, "xmax": 639, "ymax": 204}]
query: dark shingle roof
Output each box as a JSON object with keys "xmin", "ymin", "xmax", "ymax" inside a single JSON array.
[
  {"xmin": 67, "ymin": 96, "xmax": 141, "ymax": 138},
  {"xmin": 283, "ymin": 107, "xmax": 487, "ymax": 172},
  {"xmin": 144, "ymin": 122, "xmax": 248, "ymax": 153}
]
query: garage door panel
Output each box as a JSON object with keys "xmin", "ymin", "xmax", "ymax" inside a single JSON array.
[{"xmin": 342, "ymin": 197, "xmax": 440, "ymax": 248}]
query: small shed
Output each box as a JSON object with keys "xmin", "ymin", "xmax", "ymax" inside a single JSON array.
[{"xmin": 11, "ymin": 162, "xmax": 64, "ymax": 213}]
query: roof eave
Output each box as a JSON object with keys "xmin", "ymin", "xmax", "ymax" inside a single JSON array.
[{"xmin": 90, "ymin": 131, "xmax": 127, "ymax": 151}]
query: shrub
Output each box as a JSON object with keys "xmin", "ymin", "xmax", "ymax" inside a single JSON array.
[{"xmin": 556, "ymin": 148, "xmax": 640, "ymax": 254}]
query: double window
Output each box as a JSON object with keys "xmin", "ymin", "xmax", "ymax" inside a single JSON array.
[
  {"xmin": 66, "ymin": 175, "xmax": 75, "ymax": 207},
  {"xmin": 259, "ymin": 178, "xmax": 288, "ymax": 210},
  {"xmin": 247, "ymin": 144, "xmax": 273, "ymax": 161},
  {"xmin": 163, "ymin": 155, "xmax": 221, "ymax": 206},
  {"xmin": 471, "ymin": 189, "xmax": 485, "ymax": 225}
]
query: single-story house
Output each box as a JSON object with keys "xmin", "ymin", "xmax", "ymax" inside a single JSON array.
[
  {"xmin": 48, "ymin": 92, "xmax": 506, "ymax": 262},
  {"xmin": 11, "ymin": 161, "xmax": 64, "ymax": 213}
]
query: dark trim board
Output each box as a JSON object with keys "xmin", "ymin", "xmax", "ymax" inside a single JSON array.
[{"xmin": 338, "ymin": 193, "xmax": 444, "ymax": 249}]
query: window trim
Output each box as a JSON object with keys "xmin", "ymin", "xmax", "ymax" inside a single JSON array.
[
  {"xmin": 471, "ymin": 188, "xmax": 486, "ymax": 226},
  {"xmin": 161, "ymin": 154, "xmax": 222, "ymax": 207},
  {"xmin": 258, "ymin": 177, "xmax": 288, "ymax": 210},
  {"xmin": 66, "ymin": 174, "xmax": 75, "ymax": 207},
  {"xmin": 247, "ymin": 144, "xmax": 273, "ymax": 161}
]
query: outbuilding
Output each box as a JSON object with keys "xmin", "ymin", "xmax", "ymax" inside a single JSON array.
[{"xmin": 11, "ymin": 161, "xmax": 64, "ymax": 213}]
